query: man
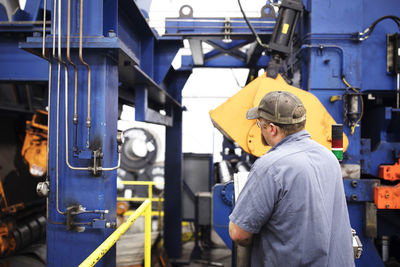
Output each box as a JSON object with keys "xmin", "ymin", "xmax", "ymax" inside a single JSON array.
[{"xmin": 229, "ymin": 91, "xmax": 355, "ymax": 266}]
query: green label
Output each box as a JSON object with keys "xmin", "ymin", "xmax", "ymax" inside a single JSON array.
[{"xmin": 332, "ymin": 149, "xmax": 343, "ymax": 161}]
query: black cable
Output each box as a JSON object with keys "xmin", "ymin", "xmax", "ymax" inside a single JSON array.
[
  {"xmin": 360, "ymin": 15, "xmax": 400, "ymax": 41},
  {"xmin": 369, "ymin": 16, "xmax": 400, "ymax": 32},
  {"xmin": 237, "ymin": 0, "xmax": 269, "ymax": 49}
]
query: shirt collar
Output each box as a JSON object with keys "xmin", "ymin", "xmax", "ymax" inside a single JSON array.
[{"xmin": 268, "ymin": 129, "xmax": 310, "ymax": 153}]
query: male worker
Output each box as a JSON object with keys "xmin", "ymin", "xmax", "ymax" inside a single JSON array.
[{"xmin": 229, "ymin": 91, "xmax": 354, "ymax": 266}]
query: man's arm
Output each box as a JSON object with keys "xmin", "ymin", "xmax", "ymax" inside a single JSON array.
[{"xmin": 229, "ymin": 221, "xmax": 253, "ymax": 247}]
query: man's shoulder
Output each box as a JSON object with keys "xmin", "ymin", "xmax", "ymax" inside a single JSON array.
[{"xmin": 259, "ymin": 138, "xmax": 337, "ymax": 168}]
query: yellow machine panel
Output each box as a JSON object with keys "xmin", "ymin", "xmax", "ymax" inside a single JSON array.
[{"xmin": 209, "ymin": 74, "xmax": 348, "ymax": 157}]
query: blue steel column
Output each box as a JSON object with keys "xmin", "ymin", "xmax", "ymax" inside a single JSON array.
[
  {"xmin": 46, "ymin": 0, "xmax": 117, "ymax": 266},
  {"xmin": 47, "ymin": 54, "xmax": 118, "ymax": 266},
  {"xmin": 164, "ymin": 69, "xmax": 191, "ymax": 258}
]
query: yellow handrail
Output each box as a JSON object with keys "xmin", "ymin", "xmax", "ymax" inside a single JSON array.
[
  {"xmin": 79, "ymin": 199, "xmax": 152, "ymax": 267},
  {"xmin": 117, "ymin": 197, "xmax": 164, "ymax": 202},
  {"xmin": 118, "ymin": 181, "xmax": 165, "ymax": 217},
  {"xmin": 120, "ymin": 181, "xmax": 164, "ymax": 186},
  {"xmin": 124, "ymin": 210, "xmax": 164, "ymax": 217}
]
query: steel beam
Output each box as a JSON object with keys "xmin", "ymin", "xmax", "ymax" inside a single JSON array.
[
  {"xmin": 164, "ymin": 68, "xmax": 191, "ymax": 259},
  {"xmin": 188, "ymin": 39, "xmax": 204, "ymax": 66}
]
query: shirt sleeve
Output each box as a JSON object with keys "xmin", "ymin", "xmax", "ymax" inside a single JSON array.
[{"xmin": 229, "ymin": 163, "xmax": 281, "ymax": 234}]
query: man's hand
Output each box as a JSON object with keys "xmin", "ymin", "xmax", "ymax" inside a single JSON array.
[{"xmin": 229, "ymin": 221, "xmax": 253, "ymax": 247}]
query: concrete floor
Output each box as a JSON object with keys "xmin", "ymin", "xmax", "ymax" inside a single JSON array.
[
  {"xmin": 179, "ymin": 228, "xmax": 232, "ymax": 267},
  {"xmin": 182, "ymin": 241, "xmax": 231, "ymax": 267}
]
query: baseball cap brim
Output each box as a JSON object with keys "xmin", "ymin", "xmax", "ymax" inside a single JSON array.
[{"xmin": 246, "ymin": 106, "xmax": 259, "ymax": 120}]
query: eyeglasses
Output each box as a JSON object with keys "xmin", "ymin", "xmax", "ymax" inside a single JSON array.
[
  {"xmin": 256, "ymin": 119, "xmax": 265, "ymax": 128},
  {"xmin": 256, "ymin": 119, "xmax": 272, "ymax": 129}
]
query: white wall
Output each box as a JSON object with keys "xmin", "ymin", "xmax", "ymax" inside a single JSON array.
[{"xmin": 181, "ymin": 68, "xmax": 247, "ymax": 162}]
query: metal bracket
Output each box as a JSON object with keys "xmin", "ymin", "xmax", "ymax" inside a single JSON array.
[
  {"xmin": 343, "ymin": 178, "xmax": 380, "ymax": 202},
  {"xmin": 352, "ymin": 228, "xmax": 363, "ymax": 259},
  {"xmin": 223, "ymin": 17, "xmax": 232, "ymax": 43},
  {"xmin": 65, "ymin": 205, "xmax": 112, "ymax": 232},
  {"xmin": 90, "ymin": 149, "xmax": 103, "ymax": 176},
  {"xmin": 66, "ymin": 205, "xmax": 87, "ymax": 232},
  {"xmin": 135, "ymin": 85, "xmax": 173, "ymax": 126}
]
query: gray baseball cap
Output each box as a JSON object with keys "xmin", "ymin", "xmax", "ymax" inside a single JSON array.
[{"xmin": 246, "ymin": 91, "xmax": 306, "ymax": 124}]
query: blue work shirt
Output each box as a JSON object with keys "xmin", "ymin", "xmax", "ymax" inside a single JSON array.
[{"xmin": 229, "ymin": 130, "xmax": 355, "ymax": 267}]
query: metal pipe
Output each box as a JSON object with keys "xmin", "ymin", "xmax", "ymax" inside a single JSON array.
[
  {"xmin": 52, "ymin": 0, "xmax": 56, "ymax": 58},
  {"xmin": 79, "ymin": 199, "xmax": 151, "ymax": 267},
  {"xmin": 56, "ymin": 0, "xmax": 89, "ymax": 172},
  {"xmin": 56, "ymin": 62, "xmax": 65, "ymax": 215},
  {"xmin": 64, "ymin": 71, "xmax": 120, "ymax": 171},
  {"xmin": 165, "ymin": 18, "xmax": 275, "ymax": 24},
  {"xmin": 52, "ymin": 0, "xmax": 119, "ymax": 173},
  {"xmin": 55, "ymin": 0, "xmax": 66, "ymax": 215},
  {"xmin": 57, "ymin": 0, "xmax": 62, "ymax": 64},
  {"xmin": 100, "ymin": 153, "xmax": 121, "ymax": 171},
  {"xmin": 164, "ymin": 25, "xmax": 274, "ymax": 29},
  {"xmin": 0, "ymin": 20, "xmax": 51, "ymax": 25},
  {"xmin": 41, "ymin": 0, "xmax": 48, "ymax": 59},
  {"xmin": 42, "ymin": 0, "xmax": 53, "ymax": 221},
  {"xmin": 79, "ymin": 0, "xmax": 92, "ymax": 133},
  {"xmin": 163, "ymin": 32, "xmax": 272, "ymax": 37},
  {"xmin": 64, "ymin": 67, "xmax": 91, "ymax": 171},
  {"xmin": 66, "ymin": 0, "xmax": 79, "ymax": 151},
  {"xmin": 46, "ymin": 64, "xmax": 51, "ymax": 220},
  {"xmin": 300, "ymin": 44, "xmax": 345, "ymax": 78}
]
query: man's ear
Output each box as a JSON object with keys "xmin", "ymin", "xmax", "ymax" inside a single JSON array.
[{"xmin": 269, "ymin": 123, "xmax": 277, "ymax": 135}]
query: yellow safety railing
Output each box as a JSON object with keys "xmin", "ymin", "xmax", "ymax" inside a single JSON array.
[
  {"xmin": 79, "ymin": 181, "xmax": 164, "ymax": 266},
  {"xmin": 79, "ymin": 199, "xmax": 151, "ymax": 267},
  {"xmin": 117, "ymin": 181, "xmax": 164, "ymax": 218}
]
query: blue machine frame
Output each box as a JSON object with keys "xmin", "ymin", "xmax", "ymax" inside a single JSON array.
[
  {"xmin": 302, "ymin": 2, "xmax": 400, "ymax": 265},
  {"xmin": 194, "ymin": 1, "xmax": 400, "ymax": 266},
  {"xmin": 1, "ymin": 0, "xmax": 191, "ymax": 265},
  {"xmin": 1, "ymin": 0, "xmax": 400, "ymax": 266}
]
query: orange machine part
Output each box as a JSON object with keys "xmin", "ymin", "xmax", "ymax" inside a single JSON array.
[
  {"xmin": 375, "ymin": 159, "xmax": 400, "ymax": 209},
  {"xmin": 378, "ymin": 159, "xmax": 400, "ymax": 181},
  {"xmin": 0, "ymin": 180, "xmax": 8, "ymax": 209},
  {"xmin": 374, "ymin": 184, "xmax": 400, "ymax": 209},
  {"xmin": 21, "ymin": 110, "xmax": 48, "ymax": 177},
  {"xmin": 0, "ymin": 223, "xmax": 16, "ymax": 256},
  {"xmin": 117, "ymin": 201, "xmax": 129, "ymax": 216}
]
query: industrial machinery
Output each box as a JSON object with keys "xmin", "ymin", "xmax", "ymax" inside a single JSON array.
[
  {"xmin": 207, "ymin": 1, "xmax": 400, "ymax": 266},
  {"xmin": 0, "ymin": 0, "xmax": 399, "ymax": 266},
  {"xmin": 1, "ymin": 0, "xmax": 189, "ymax": 265},
  {"xmin": 21, "ymin": 110, "xmax": 48, "ymax": 178},
  {"xmin": 0, "ymin": 111, "xmax": 47, "ymax": 260},
  {"xmin": 117, "ymin": 126, "xmax": 164, "ymax": 207}
]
